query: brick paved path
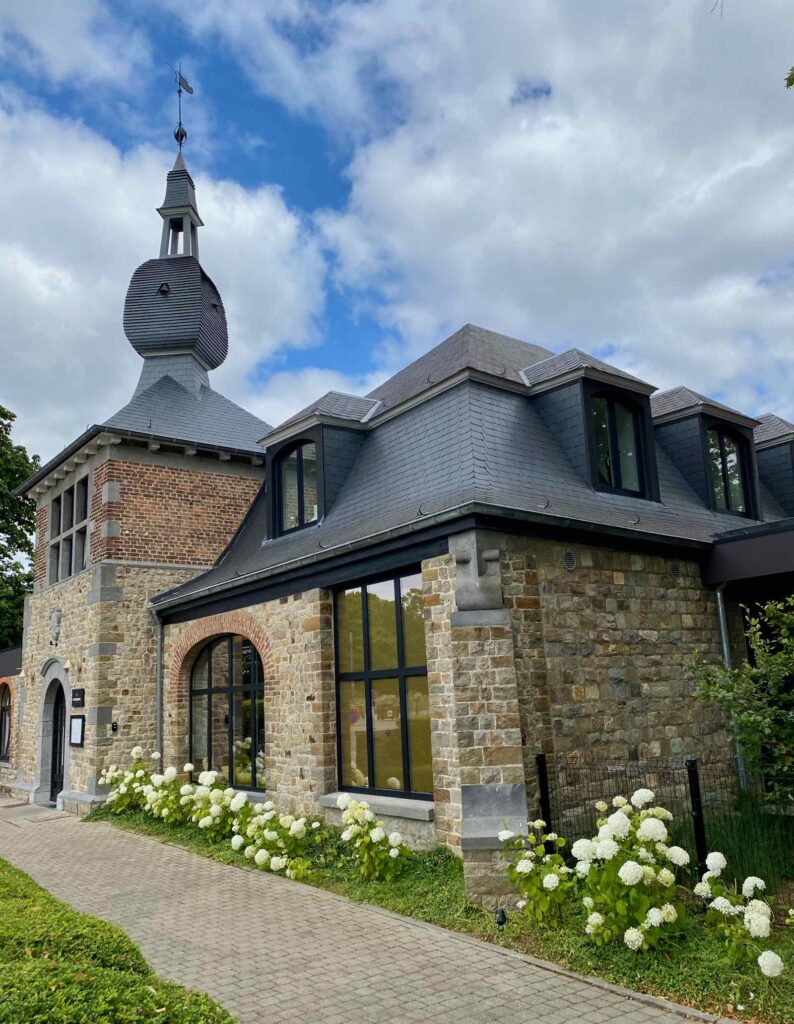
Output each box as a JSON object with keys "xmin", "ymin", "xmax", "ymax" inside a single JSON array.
[{"xmin": 0, "ymin": 799, "xmax": 726, "ymax": 1024}]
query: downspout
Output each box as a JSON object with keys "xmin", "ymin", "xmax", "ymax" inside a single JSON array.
[
  {"xmin": 150, "ymin": 607, "xmax": 164, "ymax": 758},
  {"xmin": 714, "ymin": 584, "xmax": 748, "ymax": 789}
]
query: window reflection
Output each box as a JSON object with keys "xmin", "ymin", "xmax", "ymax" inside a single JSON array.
[
  {"xmin": 278, "ymin": 441, "xmax": 319, "ymax": 532},
  {"xmin": 591, "ymin": 394, "xmax": 643, "ymax": 495},
  {"xmin": 708, "ymin": 427, "xmax": 748, "ymax": 514}
]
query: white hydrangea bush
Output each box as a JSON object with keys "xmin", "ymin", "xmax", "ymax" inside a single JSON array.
[
  {"xmin": 336, "ymin": 794, "xmax": 411, "ymax": 881},
  {"xmin": 694, "ymin": 851, "xmax": 785, "ymax": 978},
  {"xmin": 100, "ymin": 746, "xmax": 157, "ymax": 815},
  {"xmin": 574, "ymin": 789, "xmax": 686, "ymax": 950},
  {"xmin": 231, "ymin": 799, "xmax": 322, "ymax": 880},
  {"xmin": 501, "ymin": 820, "xmax": 574, "ymax": 924}
]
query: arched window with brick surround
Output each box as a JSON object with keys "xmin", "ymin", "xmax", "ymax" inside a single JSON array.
[
  {"xmin": 190, "ymin": 636, "xmax": 265, "ymax": 790},
  {"xmin": 0, "ymin": 684, "xmax": 11, "ymax": 762}
]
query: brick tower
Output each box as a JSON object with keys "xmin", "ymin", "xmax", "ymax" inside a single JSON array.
[{"xmin": 12, "ymin": 153, "xmax": 269, "ymax": 812}]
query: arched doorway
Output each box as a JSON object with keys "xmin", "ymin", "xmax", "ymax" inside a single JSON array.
[{"xmin": 50, "ymin": 685, "xmax": 66, "ymax": 802}]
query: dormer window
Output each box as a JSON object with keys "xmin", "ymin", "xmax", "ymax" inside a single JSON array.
[
  {"xmin": 278, "ymin": 441, "xmax": 319, "ymax": 532},
  {"xmin": 590, "ymin": 393, "xmax": 644, "ymax": 496},
  {"xmin": 707, "ymin": 426, "xmax": 749, "ymax": 514}
]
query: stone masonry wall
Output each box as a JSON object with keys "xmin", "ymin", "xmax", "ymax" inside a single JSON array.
[
  {"xmin": 90, "ymin": 459, "xmax": 261, "ymax": 566},
  {"xmin": 163, "ymin": 590, "xmax": 337, "ymax": 817}
]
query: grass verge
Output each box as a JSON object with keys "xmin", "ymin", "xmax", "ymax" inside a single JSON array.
[
  {"xmin": 0, "ymin": 856, "xmax": 236, "ymax": 1024},
  {"xmin": 87, "ymin": 806, "xmax": 794, "ymax": 1024}
]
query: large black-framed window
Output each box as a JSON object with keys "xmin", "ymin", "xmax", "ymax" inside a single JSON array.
[
  {"xmin": 0, "ymin": 684, "xmax": 11, "ymax": 762},
  {"xmin": 189, "ymin": 635, "xmax": 265, "ymax": 790},
  {"xmin": 707, "ymin": 426, "xmax": 750, "ymax": 515},
  {"xmin": 277, "ymin": 441, "xmax": 319, "ymax": 533},
  {"xmin": 334, "ymin": 571, "xmax": 432, "ymax": 800},
  {"xmin": 49, "ymin": 475, "xmax": 89, "ymax": 585},
  {"xmin": 590, "ymin": 393, "xmax": 644, "ymax": 496}
]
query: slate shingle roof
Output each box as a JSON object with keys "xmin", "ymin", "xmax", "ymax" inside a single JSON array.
[
  {"xmin": 651, "ymin": 386, "xmax": 756, "ymax": 424},
  {"xmin": 271, "ymin": 392, "xmax": 380, "ymax": 433},
  {"xmin": 155, "ymin": 377, "xmax": 771, "ymax": 609},
  {"xmin": 755, "ymin": 412, "xmax": 794, "ymax": 447},
  {"xmin": 520, "ymin": 348, "xmax": 653, "ymax": 391},
  {"xmin": 365, "ymin": 324, "xmax": 553, "ymax": 412}
]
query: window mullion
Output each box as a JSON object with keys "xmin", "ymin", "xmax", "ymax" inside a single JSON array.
[
  {"xmin": 607, "ymin": 402, "xmax": 621, "ymax": 490},
  {"xmin": 297, "ymin": 446, "xmax": 305, "ymax": 528},
  {"xmin": 361, "ymin": 587, "xmax": 376, "ymax": 788},
  {"xmin": 393, "ymin": 579, "xmax": 412, "ymax": 794}
]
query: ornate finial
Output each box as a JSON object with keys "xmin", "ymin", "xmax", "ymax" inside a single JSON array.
[{"xmin": 168, "ymin": 62, "xmax": 193, "ymax": 150}]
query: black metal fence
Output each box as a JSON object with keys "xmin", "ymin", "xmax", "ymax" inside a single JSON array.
[{"xmin": 535, "ymin": 753, "xmax": 794, "ymax": 896}]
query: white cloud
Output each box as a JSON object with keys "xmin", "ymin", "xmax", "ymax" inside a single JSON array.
[
  {"xmin": 0, "ymin": 0, "xmax": 152, "ymax": 87},
  {"xmin": 244, "ymin": 366, "xmax": 384, "ymax": 429},
  {"xmin": 173, "ymin": 0, "xmax": 794, "ymax": 419},
  {"xmin": 0, "ymin": 96, "xmax": 327, "ymax": 461}
]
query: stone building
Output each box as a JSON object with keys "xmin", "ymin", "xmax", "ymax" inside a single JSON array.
[
  {"xmin": 9, "ymin": 152, "xmax": 794, "ymax": 893},
  {"xmin": 0, "ymin": 645, "xmax": 21, "ymax": 787}
]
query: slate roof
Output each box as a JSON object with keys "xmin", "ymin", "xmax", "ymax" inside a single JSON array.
[
  {"xmin": 651, "ymin": 386, "xmax": 758, "ymax": 426},
  {"xmin": 271, "ymin": 392, "xmax": 380, "ymax": 433},
  {"xmin": 755, "ymin": 412, "xmax": 794, "ymax": 447},
  {"xmin": 0, "ymin": 646, "xmax": 22, "ymax": 678},
  {"xmin": 520, "ymin": 348, "xmax": 654, "ymax": 392},
  {"xmin": 158, "ymin": 152, "xmax": 201, "ymax": 217},
  {"xmin": 154, "ymin": 375, "xmax": 773, "ymax": 611},
  {"xmin": 365, "ymin": 324, "xmax": 553, "ymax": 412},
  {"xmin": 103, "ymin": 372, "xmax": 271, "ymax": 454}
]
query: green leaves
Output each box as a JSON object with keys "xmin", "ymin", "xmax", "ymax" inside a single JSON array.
[
  {"xmin": 786, "ymin": 66, "xmax": 794, "ymax": 89},
  {"xmin": 0, "ymin": 404, "xmax": 39, "ymax": 647}
]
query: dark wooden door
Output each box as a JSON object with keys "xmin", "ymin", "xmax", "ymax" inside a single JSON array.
[{"xmin": 50, "ymin": 688, "xmax": 65, "ymax": 802}]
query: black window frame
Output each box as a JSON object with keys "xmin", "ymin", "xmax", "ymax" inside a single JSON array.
[
  {"xmin": 275, "ymin": 439, "xmax": 321, "ymax": 535},
  {"xmin": 0, "ymin": 684, "xmax": 11, "ymax": 762},
  {"xmin": 587, "ymin": 390, "xmax": 646, "ymax": 496},
  {"xmin": 189, "ymin": 635, "xmax": 266, "ymax": 792},
  {"xmin": 48, "ymin": 474, "xmax": 90, "ymax": 585},
  {"xmin": 704, "ymin": 422, "xmax": 753, "ymax": 517},
  {"xmin": 333, "ymin": 569, "xmax": 432, "ymax": 801},
  {"xmin": 582, "ymin": 383, "xmax": 658, "ymax": 500}
]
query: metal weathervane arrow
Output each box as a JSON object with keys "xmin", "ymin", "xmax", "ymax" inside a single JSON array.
[{"xmin": 168, "ymin": 61, "xmax": 194, "ymax": 149}]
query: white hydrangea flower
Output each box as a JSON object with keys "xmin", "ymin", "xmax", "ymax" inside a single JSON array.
[
  {"xmin": 618, "ymin": 861, "xmax": 643, "ymax": 886},
  {"xmin": 183, "ymin": 763, "xmax": 194, "ymax": 772},
  {"xmin": 530, "ymin": 819, "xmax": 546, "ymax": 830},
  {"xmin": 209, "ymin": 804, "xmax": 222, "ymax": 818},
  {"xmin": 637, "ymin": 818, "xmax": 667, "ymax": 843},
  {"xmin": 389, "ymin": 847, "xmax": 400, "ymax": 859},
  {"xmin": 694, "ymin": 881, "xmax": 712, "ymax": 898},
  {"xmin": 746, "ymin": 899, "xmax": 772, "ymax": 920},
  {"xmin": 606, "ymin": 812, "xmax": 631, "ymax": 839},
  {"xmin": 131, "ymin": 746, "xmax": 143, "ymax": 760},
  {"xmin": 497, "ymin": 829, "xmax": 515, "ymax": 842},
  {"xmin": 163, "ymin": 766, "xmax": 178, "ymax": 784},
  {"xmin": 657, "ymin": 868, "xmax": 675, "ymax": 888},
  {"xmin": 594, "ymin": 800, "xmax": 608, "ymax": 813},
  {"xmin": 585, "ymin": 912, "xmax": 604, "ymax": 934},
  {"xmin": 645, "ymin": 908, "xmax": 664, "ymax": 928},
  {"xmin": 312, "ymin": 821, "xmax": 321, "ymax": 829},
  {"xmin": 571, "ymin": 838, "xmax": 596, "ymax": 862},
  {"xmin": 742, "ymin": 876, "xmax": 766, "ymax": 899},
  {"xmin": 582, "ymin": 896, "xmax": 594, "ymax": 910},
  {"xmin": 198, "ymin": 815, "xmax": 213, "ymax": 829},
  {"xmin": 119, "ymin": 785, "xmax": 127, "ymax": 794},
  {"xmin": 254, "ymin": 849, "xmax": 270, "ymax": 867},
  {"xmin": 244, "ymin": 845, "xmax": 255, "ymax": 859},
  {"xmin": 545, "ymin": 832, "xmax": 558, "ymax": 841},
  {"xmin": 270, "ymin": 856, "xmax": 286, "ymax": 872},
  {"xmin": 638, "ymin": 847, "xmax": 655, "ymax": 864},
  {"xmin": 289, "ymin": 819, "xmax": 307, "ymax": 839},
  {"xmin": 623, "ymin": 927, "xmax": 644, "ymax": 951},
  {"xmin": 666, "ymin": 846, "xmax": 690, "ymax": 867},
  {"xmin": 229, "ymin": 792, "xmax": 248, "ymax": 813},
  {"xmin": 515, "ymin": 859, "xmax": 534, "ymax": 875},
  {"xmin": 660, "ymin": 903, "xmax": 677, "ymax": 924},
  {"xmin": 135, "ymin": 769, "xmax": 145, "ymax": 778},
  {"xmin": 151, "ymin": 751, "xmax": 161, "ymax": 761},
  {"xmin": 744, "ymin": 912, "xmax": 771, "ymax": 939},
  {"xmin": 709, "ymin": 896, "xmax": 740, "ymax": 916},
  {"xmin": 576, "ymin": 860, "xmax": 591, "ymax": 878},
  {"xmin": 151, "ymin": 773, "xmax": 164, "ymax": 788},
  {"xmin": 612, "ymin": 796, "xmax": 628, "ymax": 808},
  {"xmin": 370, "ymin": 827, "xmax": 386, "ymax": 843},
  {"xmin": 595, "ymin": 837, "xmax": 619, "ymax": 861},
  {"xmin": 705, "ymin": 851, "xmax": 727, "ymax": 876},
  {"xmin": 179, "ymin": 784, "xmax": 193, "ymax": 796},
  {"xmin": 341, "ymin": 827, "xmax": 355, "ymax": 842},
  {"xmin": 231, "ymin": 834, "xmax": 245, "ymax": 851},
  {"xmin": 388, "ymin": 832, "xmax": 402, "ymax": 847},
  {"xmin": 516, "ymin": 899, "xmax": 527, "ymax": 910},
  {"xmin": 542, "ymin": 873, "xmax": 560, "ymax": 890},
  {"xmin": 757, "ymin": 950, "xmax": 784, "ymax": 978},
  {"xmin": 630, "ymin": 788, "xmax": 655, "ymax": 808}
]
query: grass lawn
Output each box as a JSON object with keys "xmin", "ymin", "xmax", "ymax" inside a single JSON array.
[
  {"xmin": 0, "ymin": 857, "xmax": 236, "ymax": 1024},
  {"xmin": 88, "ymin": 806, "xmax": 794, "ymax": 1024}
]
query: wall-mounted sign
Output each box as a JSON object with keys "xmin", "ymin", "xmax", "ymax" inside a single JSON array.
[
  {"xmin": 71, "ymin": 688, "xmax": 85, "ymax": 709},
  {"xmin": 69, "ymin": 715, "xmax": 85, "ymax": 747}
]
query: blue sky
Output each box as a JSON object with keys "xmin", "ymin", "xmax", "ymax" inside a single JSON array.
[{"xmin": 1, "ymin": 1, "xmax": 793, "ymax": 460}]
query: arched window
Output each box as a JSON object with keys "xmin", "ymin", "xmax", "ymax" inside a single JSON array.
[
  {"xmin": 0, "ymin": 684, "xmax": 11, "ymax": 762},
  {"xmin": 707, "ymin": 426, "xmax": 749, "ymax": 514},
  {"xmin": 591, "ymin": 393, "xmax": 644, "ymax": 495},
  {"xmin": 278, "ymin": 441, "xmax": 319, "ymax": 532},
  {"xmin": 190, "ymin": 636, "xmax": 265, "ymax": 790}
]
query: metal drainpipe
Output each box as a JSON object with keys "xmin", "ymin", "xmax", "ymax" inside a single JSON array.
[
  {"xmin": 715, "ymin": 584, "xmax": 748, "ymax": 789},
  {"xmin": 150, "ymin": 607, "xmax": 164, "ymax": 757}
]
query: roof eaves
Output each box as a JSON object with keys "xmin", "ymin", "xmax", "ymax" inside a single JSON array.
[
  {"xmin": 653, "ymin": 401, "xmax": 760, "ymax": 430},
  {"xmin": 258, "ymin": 413, "xmax": 369, "ymax": 449},
  {"xmin": 17, "ymin": 425, "xmax": 105, "ymax": 496},
  {"xmin": 521, "ymin": 363, "xmax": 656, "ymax": 397}
]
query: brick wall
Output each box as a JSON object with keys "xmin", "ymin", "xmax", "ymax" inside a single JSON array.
[
  {"xmin": 90, "ymin": 459, "xmax": 261, "ymax": 566},
  {"xmin": 33, "ymin": 507, "xmax": 48, "ymax": 585},
  {"xmin": 0, "ymin": 676, "xmax": 15, "ymax": 784}
]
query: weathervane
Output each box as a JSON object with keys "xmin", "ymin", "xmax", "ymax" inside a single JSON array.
[{"xmin": 168, "ymin": 61, "xmax": 193, "ymax": 149}]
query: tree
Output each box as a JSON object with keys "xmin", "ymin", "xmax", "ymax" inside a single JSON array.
[
  {"xmin": 693, "ymin": 598, "xmax": 794, "ymax": 780},
  {"xmin": 0, "ymin": 406, "xmax": 39, "ymax": 648}
]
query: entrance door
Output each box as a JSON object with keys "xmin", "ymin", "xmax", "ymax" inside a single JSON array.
[{"xmin": 50, "ymin": 687, "xmax": 65, "ymax": 803}]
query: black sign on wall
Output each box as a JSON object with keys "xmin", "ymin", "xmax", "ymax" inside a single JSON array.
[{"xmin": 71, "ymin": 688, "xmax": 85, "ymax": 709}]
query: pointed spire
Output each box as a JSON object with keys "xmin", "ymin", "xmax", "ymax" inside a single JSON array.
[{"xmin": 157, "ymin": 153, "xmax": 203, "ymax": 258}]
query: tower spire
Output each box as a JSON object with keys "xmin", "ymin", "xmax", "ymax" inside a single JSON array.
[{"xmin": 156, "ymin": 152, "xmax": 203, "ymax": 258}]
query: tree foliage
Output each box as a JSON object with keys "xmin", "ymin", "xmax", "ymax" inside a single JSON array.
[
  {"xmin": 0, "ymin": 406, "xmax": 39, "ymax": 648},
  {"xmin": 693, "ymin": 598, "xmax": 794, "ymax": 776}
]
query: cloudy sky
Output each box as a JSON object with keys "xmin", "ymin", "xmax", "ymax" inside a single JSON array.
[{"xmin": 1, "ymin": 0, "xmax": 793, "ymax": 462}]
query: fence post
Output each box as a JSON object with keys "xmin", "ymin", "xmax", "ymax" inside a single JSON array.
[
  {"xmin": 535, "ymin": 753, "xmax": 553, "ymax": 838},
  {"xmin": 686, "ymin": 758, "xmax": 708, "ymax": 879}
]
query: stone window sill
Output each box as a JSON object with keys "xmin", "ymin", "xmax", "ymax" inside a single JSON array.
[{"xmin": 320, "ymin": 792, "xmax": 434, "ymax": 822}]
